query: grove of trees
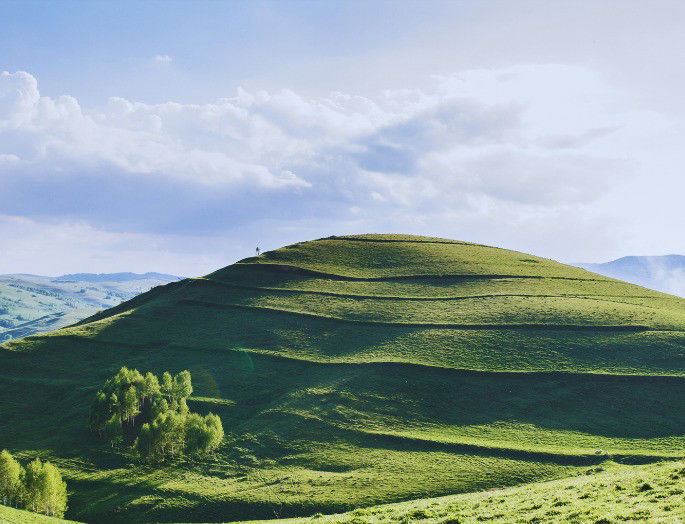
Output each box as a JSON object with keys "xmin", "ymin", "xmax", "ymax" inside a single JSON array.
[
  {"xmin": 0, "ymin": 450, "xmax": 68, "ymax": 518},
  {"xmin": 90, "ymin": 367, "xmax": 224, "ymax": 460}
]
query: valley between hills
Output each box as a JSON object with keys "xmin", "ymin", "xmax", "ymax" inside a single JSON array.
[{"xmin": 2, "ymin": 234, "xmax": 685, "ymax": 523}]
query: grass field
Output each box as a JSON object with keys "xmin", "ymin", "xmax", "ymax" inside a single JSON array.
[
  {"xmin": 1, "ymin": 234, "xmax": 684, "ymax": 522},
  {"xmin": 256, "ymin": 460, "xmax": 685, "ymax": 523},
  {"xmin": 6, "ymin": 461, "xmax": 685, "ymax": 524}
]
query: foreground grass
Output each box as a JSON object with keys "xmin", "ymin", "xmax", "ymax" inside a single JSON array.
[
  {"xmin": 0, "ymin": 345, "xmax": 601, "ymax": 522},
  {"xmin": 259, "ymin": 460, "xmax": 685, "ymax": 523},
  {"xmin": 1, "ymin": 341, "xmax": 681, "ymax": 522}
]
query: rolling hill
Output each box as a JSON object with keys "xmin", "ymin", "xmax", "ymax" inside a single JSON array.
[
  {"xmin": 0, "ymin": 273, "xmax": 181, "ymax": 341},
  {"xmin": 1, "ymin": 234, "xmax": 685, "ymax": 523},
  {"xmin": 579, "ymin": 254, "xmax": 685, "ymax": 297}
]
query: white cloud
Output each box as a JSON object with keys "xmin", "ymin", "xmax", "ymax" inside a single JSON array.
[
  {"xmin": 0, "ymin": 66, "xmax": 649, "ymax": 200},
  {"xmin": 0, "ymin": 153, "xmax": 19, "ymax": 164},
  {"xmin": 0, "ymin": 214, "xmax": 225, "ymax": 277},
  {"xmin": 0, "ymin": 64, "xmax": 678, "ymax": 273},
  {"xmin": 154, "ymin": 54, "xmax": 173, "ymax": 64}
]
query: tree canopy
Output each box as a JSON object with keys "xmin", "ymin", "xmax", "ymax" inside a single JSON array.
[
  {"xmin": 0, "ymin": 450, "xmax": 23, "ymax": 508},
  {"xmin": 90, "ymin": 367, "xmax": 224, "ymax": 461},
  {"xmin": 0, "ymin": 450, "xmax": 67, "ymax": 518}
]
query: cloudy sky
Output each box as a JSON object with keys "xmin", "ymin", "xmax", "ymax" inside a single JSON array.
[{"xmin": 2, "ymin": 0, "xmax": 685, "ymax": 276}]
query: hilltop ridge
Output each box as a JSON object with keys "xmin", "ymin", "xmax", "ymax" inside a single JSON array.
[{"xmin": 72, "ymin": 234, "xmax": 685, "ymax": 376}]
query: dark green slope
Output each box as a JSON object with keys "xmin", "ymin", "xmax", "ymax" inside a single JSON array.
[{"xmin": 2, "ymin": 235, "xmax": 685, "ymax": 523}]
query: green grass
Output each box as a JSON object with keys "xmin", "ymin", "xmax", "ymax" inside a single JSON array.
[
  {"xmin": 257, "ymin": 460, "xmax": 685, "ymax": 523},
  {"xmin": 179, "ymin": 282, "xmax": 685, "ymax": 328},
  {"xmin": 0, "ymin": 505, "xmax": 77, "ymax": 523},
  {"xmin": 2, "ymin": 234, "xmax": 685, "ymax": 522},
  {"xmin": 231, "ymin": 235, "xmax": 597, "ymax": 279}
]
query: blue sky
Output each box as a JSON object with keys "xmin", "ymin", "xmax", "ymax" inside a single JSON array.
[
  {"xmin": 2, "ymin": 1, "xmax": 685, "ymax": 275},
  {"xmin": 1, "ymin": 1, "xmax": 466, "ymax": 103}
]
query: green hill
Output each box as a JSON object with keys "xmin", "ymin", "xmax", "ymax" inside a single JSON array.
[{"xmin": 1, "ymin": 234, "xmax": 685, "ymax": 522}]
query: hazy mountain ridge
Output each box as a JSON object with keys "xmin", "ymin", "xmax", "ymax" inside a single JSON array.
[
  {"xmin": 578, "ymin": 254, "xmax": 685, "ymax": 297},
  {"xmin": 0, "ymin": 272, "xmax": 182, "ymax": 341},
  {"xmin": 52, "ymin": 272, "xmax": 180, "ymax": 283}
]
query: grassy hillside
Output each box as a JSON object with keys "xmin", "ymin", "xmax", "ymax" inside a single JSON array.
[
  {"xmin": 1, "ymin": 234, "xmax": 684, "ymax": 522},
  {"xmin": 261, "ymin": 460, "xmax": 685, "ymax": 523},
  {"xmin": 0, "ymin": 273, "xmax": 180, "ymax": 341},
  {"xmin": 6, "ymin": 461, "xmax": 685, "ymax": 524}
]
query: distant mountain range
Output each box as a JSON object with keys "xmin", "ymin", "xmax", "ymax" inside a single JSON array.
[
  {"xmin": 0, "ymin": 272, "xmax": 182, "ymax": 341},
  {"xmin": 577, "ymin": 255, "xmax": 685, "ymax": 296},
  {"xmin": 53, "ymin": 272, "xmax": 180, "ymax": 283}
]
